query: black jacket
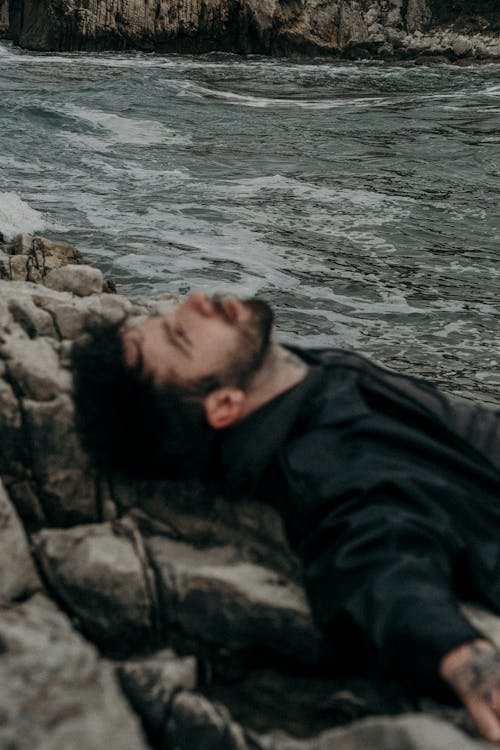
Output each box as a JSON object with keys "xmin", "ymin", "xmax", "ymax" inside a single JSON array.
[{"xmin": 217, "ymin": 347, "xmax": 500, "ymax": 689}]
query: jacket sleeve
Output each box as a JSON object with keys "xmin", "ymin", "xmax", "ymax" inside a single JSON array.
[{"xmin": 297, "ymin": 483, "xmax": 484, "ymax": 688}]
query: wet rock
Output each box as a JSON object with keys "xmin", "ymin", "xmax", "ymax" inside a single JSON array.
[
  {"xmin": 0, "ymin": 594, "xmax": 149, "ymax": 750},
  {"xmin": 0, "ymin": 479, "xmax": 41, "ymax": 603},
  {"xmin": 45, "ymin": 264, "xmax": 104, "ymax": 297}
]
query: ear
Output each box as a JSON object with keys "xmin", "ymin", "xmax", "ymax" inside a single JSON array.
[{"xmin": 204, "ymin": 387, "xmax": 246, "ymax": 429}]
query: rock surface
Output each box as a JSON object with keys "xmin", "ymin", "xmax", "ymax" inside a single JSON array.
[
  {"xmin": 0, "ymin": 0, "xmax": 8, "ymax": 34},
  {"xmin": 0, "ymin": 594, "xmax": 149, "ymax": 750},
  {"xmin": 0, "ymin": 232, "xmax": 498, "ymax": 749},
  {"xmin": 5, "ymin": 0, "xmax": 500, "ymax": 59}
]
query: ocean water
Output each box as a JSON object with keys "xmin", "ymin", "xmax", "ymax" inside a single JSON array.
[{"xmin": 1, "ymin": 40, "xmax": 499, "ymax": 401}]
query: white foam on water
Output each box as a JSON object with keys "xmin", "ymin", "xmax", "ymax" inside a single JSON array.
[
  {"xmin": 176, "ymin": 81, "xmax": 388, "ymax": 109},
  {"xmin": 484, "ymin": 84, "xmax": 500, "ymax": 96},
  {"xmin": 63, "ymin": 105, "xmax": 192, "ymax": 146},
  {"xmin": 0, "ymin": 192, "xmax": 48, "ymax": 240}
]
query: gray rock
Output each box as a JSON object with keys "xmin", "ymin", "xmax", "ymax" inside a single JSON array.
[
  {"xmin": 261, "ymin": 713, "xmax": 490, "ymax": 749},
  {"xmin": 9, "ymin": 252, "xmax": 29, "ymax": 281},
  {"xmin": 167, "ymin": 690, "xmax": 251, "ymax": 750},
  {"xmin": 0, "ymin": 373, "xmax": 23, "ymax": 473},
  {"xmin": 33, "ymin": 521, "xmax": 159, "ymax": 652},
  {"xmin": 0, "ymin": 0, "xmax": 8, "ymax": 32},
  {"xmin": 45, "ymin": 264, "xmax": 104, "ymax": 297},
  {"xmin": 462, "ymin": 604, "xmax": 500, "ymax": 650},
  {"xmin": 23, "ymin": 395, "xmax": 98, "ymax": 524},
  {"xmin": 0, "ymin": 479, "xmax": 41, "ymax": 603},
  {"xmin": 116, "ymin": 478, "xmax": 297, "ymax": 577},
  {"xmin": 118, "ymin": 649, "xmax": 197, "ymax": 735},
  {"xmin": 0, "ymin": 248, "xmax": 11, "ymax": 278},
  {"xmin": 8, "ymin": 294, "xmax": 58, "ymax": 337},
  {"xmin": 3, "ymin": 331, "xmax": 70, "ymax": 400},
  {"xmin": 147, "ymin": 536, "xmax": 324, "ymax": 666},
  {"xmin": 14, "ymin": 232, "xmax": 34, "ymax": 254},
  {"xmin": 453, "ymin": 36, "xmax": 473, "ymax": 57},
  {"xmin": 0, "ymin": 594, "xmax": 149, "ymax": 750},
  {"xmin": 7, "ymin": 477, "xmax": 47, "ymax": 523}
]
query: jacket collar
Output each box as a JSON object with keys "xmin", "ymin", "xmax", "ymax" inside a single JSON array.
[{"xmin": 217, "ymin": 355, "xmax": 325, "ymax": 497}]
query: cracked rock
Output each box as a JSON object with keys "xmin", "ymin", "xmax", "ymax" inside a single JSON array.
[
  {"xmin": 147, "ymin": 536, "xmax": 325, "ymax": 666},
  {"xmin": 0, "ymin": 479, "xmax": 41, "ymax": 603},
  {"xmin": 45, "ymin": 264, "xmax": 104, "ymax": 297},
  {"xmin": 118, "ymin": 649, "xmax": 197, "ymax": 738},
  {"xmin": 0, "ymin": 594, "xmax": 149, "ymax": 750},
  {"xmin": 33, "ymin": 521, "xmax": 159, "ymax": 653}
]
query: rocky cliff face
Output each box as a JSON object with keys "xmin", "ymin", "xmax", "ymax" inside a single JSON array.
[
  {"xmin": 2, "ymin": 232, "xmax": 500, "ymax": 749},
  {"xmin": 6, "ymin": 0, "xmax": 500, "ymax": 58}
]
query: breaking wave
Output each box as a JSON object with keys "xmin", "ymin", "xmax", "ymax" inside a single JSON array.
[{"xmin": 0, "ymin": 193, "xmax": 48, "ymax": 240}]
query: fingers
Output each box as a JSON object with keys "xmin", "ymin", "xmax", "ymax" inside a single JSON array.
[{"xmin": 466, "ymin": 697, "xmax": 500, "ymax": 744}]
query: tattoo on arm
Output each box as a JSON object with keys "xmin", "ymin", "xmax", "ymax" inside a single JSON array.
[{"xmin": 453, "ymin": 644, "xmax": 500, "ymax": 704}]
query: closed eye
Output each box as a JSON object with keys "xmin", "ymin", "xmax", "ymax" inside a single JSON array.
[{"xmin": 163, "ymin": 320, "xmax": 192, "ymax": 356}]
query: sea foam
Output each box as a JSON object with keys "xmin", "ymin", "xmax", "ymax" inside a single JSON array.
[{"xmin": 0, "ymin": 192, "xmax": 47, "ymax": 240}]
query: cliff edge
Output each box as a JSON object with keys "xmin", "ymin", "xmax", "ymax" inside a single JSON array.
[{"xmin": 4, "ymin": 0, "xmax": 500, "ymax": 59}]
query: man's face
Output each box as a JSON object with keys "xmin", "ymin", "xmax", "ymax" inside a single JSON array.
[{"xmin": 123, "ymin": 290, "xmax": 274, "ymax": 390}]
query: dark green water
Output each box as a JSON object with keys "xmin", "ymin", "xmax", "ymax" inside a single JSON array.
[{"xmin": 1, "ymin": 41, "xmax": 499, "ymax": 400}]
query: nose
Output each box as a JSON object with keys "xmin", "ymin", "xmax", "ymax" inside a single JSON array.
[{"xmin": 187, "ymin": 290, "xmax": 215, "ymax": 317}]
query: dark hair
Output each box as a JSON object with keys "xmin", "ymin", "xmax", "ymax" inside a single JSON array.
[{"xmin": 71, "ymin": 320, "xmax": 218, "ymax": 479}]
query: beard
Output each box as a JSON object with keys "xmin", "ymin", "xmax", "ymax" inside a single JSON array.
[{"xmin": 212, "ymin": 296, "xmax": 274, "ymax": 389}]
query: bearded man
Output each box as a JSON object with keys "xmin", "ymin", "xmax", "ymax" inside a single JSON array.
[{"xmin": 72, "ymin": 289, "xmax": 500, "ymax": 743}]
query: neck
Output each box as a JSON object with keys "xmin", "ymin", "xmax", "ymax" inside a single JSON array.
[{"xmin": 237, "ymin": 342, "xmax": 309, "ymax": 421}]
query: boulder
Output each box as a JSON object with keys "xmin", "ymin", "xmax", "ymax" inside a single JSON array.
[
  {"xmin": 147, "ymin": 535, "xmax": 324, "ymax": 666},
  {"xmin": 0, "ymin": 479, "xmax": 41, "ymax": 604},
  {"xmin": 33, "ymin": 520, "xmax": 160, "ymax": 653},
  {"xmin": 0, "ymin": 594, "xmax": 149, "ymax": 750},
  {"xmin": 117, "ymin": 649, "xmax": 197, "ymax": 738},
  {"xmin": 259, "ymin": 714, "xmax": 490, "ymax": 749},
  {"xmin": 45, "ymin": 264, "xmax": 104, "ymax": 297},
  {"xmin": 166, "ymin": 691, "xmax": 253, "ymax": 750}
]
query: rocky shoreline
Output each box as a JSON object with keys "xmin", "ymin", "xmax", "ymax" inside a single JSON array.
[
  {"xmin": 1, "ymin": 0, "xmax": 499, "ymax": 60},
  {"xmin": 1, "ymin": 232, "xmax": 500, "ymax": 749}
]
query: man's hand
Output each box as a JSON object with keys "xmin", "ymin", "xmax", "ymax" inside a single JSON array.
[{"xmin": 440, "ymin": 639, "xmax": 500, "ymax": 743}]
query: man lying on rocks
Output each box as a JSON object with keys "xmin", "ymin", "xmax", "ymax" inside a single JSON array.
[{"xmin": 72, "ymin": 289, "xmax": 500, "ymax": 744}]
